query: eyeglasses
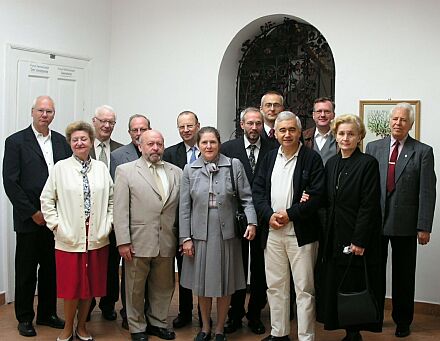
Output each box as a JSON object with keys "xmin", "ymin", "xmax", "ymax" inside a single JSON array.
[
  {"xmin": 34, "ymin": 108, "xmax": 55, "ymax": 115},
  {"xmin": 244, "ymin": 121, "xmax": 263, "ymax": 127},
  {"xmin": 263, "ymin": 103, "xmax": 282, "ymax": 109},
  {"xmin": 130, "ymin": 128, "xmax": 149, "ymax": 133},
  {"xmin": 94, "ymin": 117, "xmax": 116, "ymax": 126},
  {"xmin": 178, "ymin": 124, "xmax": 195, "ymax": 131},
  {"xmin": 313, "ymin": 110, "xmax": 333, "ymax": 115}
]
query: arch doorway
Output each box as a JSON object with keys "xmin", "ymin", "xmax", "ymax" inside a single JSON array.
[{"xmin": 217, "ymin": 15, "xmax": 335, "ymax": 139}]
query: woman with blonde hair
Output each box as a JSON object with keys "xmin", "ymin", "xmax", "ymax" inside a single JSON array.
[{"xmin": 41, "ymin": 121, "xmax": 113, "ymax": 341}]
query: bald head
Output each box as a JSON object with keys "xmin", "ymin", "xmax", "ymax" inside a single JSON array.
[{"xmin": 139, "ymin": 130, "xmax": 165, "ymax": 164}]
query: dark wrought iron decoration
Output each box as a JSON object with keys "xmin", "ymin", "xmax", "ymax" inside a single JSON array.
[{"xmin": 235, "ymin": 17, "xmax": 335, "ymax": 137}]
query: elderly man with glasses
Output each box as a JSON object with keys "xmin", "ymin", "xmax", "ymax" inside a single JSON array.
[{"xmin": 88, "ymin": 104, "xmax": 123, "ymax": 322}]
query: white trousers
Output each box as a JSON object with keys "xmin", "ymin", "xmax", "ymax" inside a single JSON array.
[{"xmin": 265, "ymin": 228, "xmax": 318, "ymax": 340}]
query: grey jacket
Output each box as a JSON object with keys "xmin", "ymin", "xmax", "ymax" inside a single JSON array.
[
  {"xmin": 365, "ymin": 135, "xmax": 436, "ymax": 236},
  {"xmin": 179, "ymin": 154, "xmax": 257, "ymax": 242}
]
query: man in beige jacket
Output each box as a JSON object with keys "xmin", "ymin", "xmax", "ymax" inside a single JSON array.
[{"xmin": 114, "ymin": 130, "xmax": 182, "ymax": 341}]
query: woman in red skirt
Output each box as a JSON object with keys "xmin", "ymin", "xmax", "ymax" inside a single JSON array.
[{"xmin": 41, "ymin": 121, "xmax": 113, "ymax": 341}]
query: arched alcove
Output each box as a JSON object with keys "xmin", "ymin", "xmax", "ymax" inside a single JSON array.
[{"xmin": 217, "ymin": 15, "xmax": 335, "ymax": 140}]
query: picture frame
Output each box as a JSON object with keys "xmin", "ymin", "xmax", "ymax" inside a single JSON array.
[{"xmin": 359, "ymin": 100, "xmax": 420, "ymax": 150}]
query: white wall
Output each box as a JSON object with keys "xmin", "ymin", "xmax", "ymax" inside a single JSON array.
[
  {"xmin": 1, "ymin": 0, "xmax": 439, "ymax": 305},
  {"xmin": 0, "ymin": 0, "xmax": 112, "ymax": 299},
  {"xmin": 108, "ymin": 0, "xmax": 440, "ymax": 304}
]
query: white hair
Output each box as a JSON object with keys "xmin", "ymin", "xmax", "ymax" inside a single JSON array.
[
  {"xmin": 274, "ymin": 111, "xmax": 302, "ymax": 130},
  {"xmin": 390, "ymin": 102, "xmax": 414, "ymax": 125}
]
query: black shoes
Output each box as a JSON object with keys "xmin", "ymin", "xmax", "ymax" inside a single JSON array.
[
  {"xmin": 101, "ymin": 309, "xmax": 117, "ymax": 321},
  {"xmin": 341, "ymin": 331, "xmax": 363, "ymax": 341},
  {"xmin": 395, "ymin": 325, "xmax": 411, "ymax": 338},
  {"xmin": 86, "ymin": 300, "xmax": 96, "ymax": 322},
  {"xmin": 17, "ymin": 321, "xmax": 36, "ymax": 337},
  {"xmin": 146, "ymin": 325, "xmax": 176, "ymax": 340},
  {"xmin": 214, "ymin": 334, "xmax": 227, "ymax": 341},
  {"xmin": 194, "ymin": 331, "xmax": 211, "ymax": 341},
  {"xmin": 131, "ymin": 332, "xmax": 148, "ymax": 341},
  {"xmin": 248, "ymin": 319, "xmax": 266, "ymax": 334},
  {"xmin": 223, "ymin": 319, "xmax": 242, "ymax": 333},
  {"xmin": 36, "ymin": 315, "xmax": 65, "ymax": 329},
  {"xmin": 172, "ymin": 314, "xmax": 192, "ymax": 328},
  {"xmin": 261, "ymin": 335, "xmax": 290, "ymax": 341}
]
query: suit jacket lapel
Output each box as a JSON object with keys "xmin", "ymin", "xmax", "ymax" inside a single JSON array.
[
  {"xmin": 177, "ymin": 142, "xmax": 188, "ymax": 168},
  {"xmin": 395, "ymin": 136, "xmax": 415, "ymax": 183},
  {"xmin": 24, "ymin": 126, "xmax": 45, "ymax": 160},
  {"xmin": 136, "ymin": 158, "xmax": 161, "ymax": 197},
  {"xmin": 378, "ymin": 137, "xmax": 391, "ymax": 192}
]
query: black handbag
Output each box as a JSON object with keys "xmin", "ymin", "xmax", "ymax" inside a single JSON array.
[
  {"xmin": 337, "ymin": 254, "xmax": 380, "ymax": 326},
  {"xmin": 229, "ymin": 158, "xmax": 247, "ymax": 238}
]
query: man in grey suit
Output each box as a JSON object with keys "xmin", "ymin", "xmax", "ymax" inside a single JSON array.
[
  {"xmin": 114, "ymin": 130, "xmax": 182, "ymax": 341},
  {"xmin": 88, "ymin": 104, "xmax": 123, "ymax": 321},
  {"xmin": 302, "ymin": 97, "xmax": 337, "ymax": 166},
  {"xmin": 110, "ymin": 114, "xmax": 151, "ymax": 178},
  {"xmin": 109, "ymin": 114, "xmax": 151, "ymax": 329},
  {"xmin": 366, "ymin": 102, "xmax": 436, "ymax": 338}
]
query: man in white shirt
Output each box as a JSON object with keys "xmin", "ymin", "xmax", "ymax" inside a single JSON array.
[
  {"xmin": 162, "ymin": 110, "xmax": 200, "ymax": 328},
  {"xmin": 3, "ymin": 96, "xmax": 71, "ymax": 337},
  {"xmin": 302, "ymin": 97, "xmax": 337, "ymax": 166},
  {"xmin": 88, "ymin": 104, "xmax": 123, "ymax": 321},
  {"xmin": 253, "ymin": 112, "xmax": 325, "ymax": 341},
  {"xmin": 260, "ymin": 91, "xmax": 284, "ymax": 147},
  {"xmin": 221, "ymin": 107, "xmax": 277, "ymax": 335}
]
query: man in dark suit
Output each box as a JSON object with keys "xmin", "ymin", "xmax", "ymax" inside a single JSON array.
[
  {"xmin": 89, "ymin": 104, "xmax": 123, "ymax": 321},
  {"xmin": 162, "ymin": 110, "xmax": 200, "ymax": 328},
  {"xmin": 302, "ymin": 97, "xmax": 337, "ymax": 166},
  {"xmin": 365, "ymin": 102, "xmax": 436, "ymax": 338},
  {"xmin": 260, "ymin": 91, "xmax": 284, "ymax": 148},
  {"xmin": 110, "ymin": 113, "xmax": 151, "ymax": 329},
  {"xmin": 252, "ymin": 111, "xmax": 324, "ymax": 341},
  {"xmin": 3, "ymin": 95, "xmax": 71, "ymax": 337},
  {"xmin": 220, "ymin": 107, "xmax": 275, "ymax": 335}
]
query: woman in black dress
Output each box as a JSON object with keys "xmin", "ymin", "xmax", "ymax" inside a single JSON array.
[{"xmin": 315, "ymin": 114, "xmax": 383, "ymax": 341}]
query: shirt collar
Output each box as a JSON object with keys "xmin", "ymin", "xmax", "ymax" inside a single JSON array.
[
  {"xmin": 31, "ymin": 124, "xmax": 51, "ymax": 139},
  {"xmin": 243, "ymin": 134, "xmax": 261, "ymax": 149},
  {"xmin": 184, "ymin": 143, "xmax": 199, "ymax": 153},
  {"xmin": 314, "ymin": 128, "xmax": 331, "ymax": 138},
  {"xmin": 145, "ymin": 159, "xmax": 164, "ymax": 168},
  {"xmin": 390, "ymin": 134, "xmax": 408, "ymax": 147},
  {"xmin": 94, "ymin": 138, "xmax": 110, "ymax": 148},
  {"xmin": 278, "ymin": 143, "xmax": 302, "ymax": 161}
]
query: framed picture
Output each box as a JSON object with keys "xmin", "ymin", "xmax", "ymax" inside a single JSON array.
[{"xmin": 359, "ymin": 100, "xmax": 420, "ymax": 150}]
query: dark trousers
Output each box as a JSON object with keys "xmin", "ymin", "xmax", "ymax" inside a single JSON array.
[
  {"xmin": 176, "ymin": 251, "xmax": 193, "ymax": 317},
  {"xmin": 382, "ymin": 235, "xmax": 417, "ymax": 327},
  {"xmin": 228, "ymin": 237, "xmax": 267, "ymax": 321},
  {"xmin": 91, "ymin": 230, "xmax": 120, "ymax": 312},
  {"xmin": 15, "ymin": 229, "xmax": 57, "ymax": 322}
]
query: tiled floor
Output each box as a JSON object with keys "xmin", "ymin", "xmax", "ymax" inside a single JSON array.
[{"xmin": 1, "ymin": 290, "xmax": 439, "ymax": 341}]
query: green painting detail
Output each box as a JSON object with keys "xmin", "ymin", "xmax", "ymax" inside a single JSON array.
[{"xmin": 367, "ymin": 110, "xmax": 390, "ymax": 138}]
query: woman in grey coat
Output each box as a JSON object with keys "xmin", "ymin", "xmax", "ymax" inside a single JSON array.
[{"xmin": 180, "ymin": 126, "xmax": 257, "ymax": 341}]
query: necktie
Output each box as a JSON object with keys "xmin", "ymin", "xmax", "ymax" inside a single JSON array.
[
  {"xmin": 268, "ymin": 128, "xmax": 275, "ymax": 139},
  {"xmin": 99, "ymin": 142, "xmax": 108, "ymax": 167},
  {"xmin": 151, "ymin": 164, "xmax": 165, "ymax": 202},
  {"xmin": 249, "ymin": 144, "xmax": 256, "ymax": 173},
  {"xmin": 387, "ymin": 141, "xmax": 400, "ymax": 193},
  {"xmin": 190, "ymin": 146, "xmax": 197, "ymax": 163}
]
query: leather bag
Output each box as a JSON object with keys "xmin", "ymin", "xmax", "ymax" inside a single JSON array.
[{"xmin": 337, "ymin": 255, "xmax": 380, "ymax": 326}]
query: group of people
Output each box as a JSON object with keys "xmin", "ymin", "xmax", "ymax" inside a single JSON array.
[{"xmin": 2, "ymin": 92, "xmax": 435, "ymax": 341}]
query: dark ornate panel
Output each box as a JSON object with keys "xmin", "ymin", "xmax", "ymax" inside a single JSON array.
[{"xmin": 235, "ymin": 18, "xmax": 335, "ymax": 136}]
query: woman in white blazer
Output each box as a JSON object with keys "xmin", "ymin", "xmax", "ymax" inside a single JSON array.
[{"xmin": 41, "ymin": 121, "xmax": 113, "ymax": 341}]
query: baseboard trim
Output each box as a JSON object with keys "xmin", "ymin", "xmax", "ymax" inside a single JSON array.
[
  {"xmin": 385, "ymin": 298, "xmax": 440, "ymax": 316},
  {"xmin": 0, "ymin": 292, "xmax": 5, "ymax": 306}
]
